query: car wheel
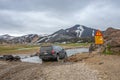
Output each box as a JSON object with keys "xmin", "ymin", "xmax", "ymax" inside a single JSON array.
[
  {"xmin": 56, "ymin": 55, "xmax": 60, "ymax": 62},
  {"xmin": 64, "ymin": 53, "xmax": 67, "ymax": 58},
  {"xmin": 42, "ymin": 59, "xmax": 47, "ymax": 62}
]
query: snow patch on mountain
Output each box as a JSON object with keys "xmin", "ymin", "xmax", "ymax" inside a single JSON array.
[
  {"xmin": 45, "ymin": 34, "xmax": 58, "ymax": 42},
  {"xmin": 66, "ymin": 30, "xmax": 69, "ymax": 32},
  {"xmin": 75, "ymin": 25, "xmax": 84, "ymax": 37},
  {"xmin": 37, "ymin": 37, "xmax": 46, "ymax": 43},
  {"xmin": 92, "ymin": 30, "xmax": 95, "ymax": 36},
  {"xmin": 52, "ymin": 34, "xmax": 58, "ymax": 37},
  {"xmin": 45, "ymin": 36, "xmax": 51, "ymax": 42}
]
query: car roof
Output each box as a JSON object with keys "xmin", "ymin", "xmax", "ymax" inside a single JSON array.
[
  {"xmin": 41, "ymin": 45, "xmax": 60, "ymax": 47},
  {"xmin": 41, "ymin": 45, "xmax": 52, "ymax": 47}
]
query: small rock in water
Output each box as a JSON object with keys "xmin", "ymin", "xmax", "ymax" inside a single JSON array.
[
  {"xmin": 14, "ymin": 56, "xmax": 21, "ymax": 61},
  {"xmin": 3, "ymin": 55, "xmax": 14, "ymax": 61},
  {"xmin": 0, "ymin": 56, "xmax": 4, "ymax": 60}
]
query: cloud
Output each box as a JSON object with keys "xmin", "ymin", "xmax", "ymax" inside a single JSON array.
[
  {"xmin": 0, "ymin": 0, "xmax": 91, "ymax": 12},
  {"xmin": 0, "ymin": 10, "xmax": 69, "ymax": 34},
  {"xmin": 0, "ymin": 0, "xmax": 120, "ymax": 36},
  {"xmin": 73, "ymin": 1, "xmax": 120, "ymax": 29}
]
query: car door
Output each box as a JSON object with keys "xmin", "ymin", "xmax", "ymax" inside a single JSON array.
[
  {"xmin": 54, "ymin": 46, "xmax": 60, "ymax": 55},
  {"xmin": 59, "ymin": 46, "xmax": 65, "ymax": 58},
  {"xmin": 55, "ymin": 46, "xmax": 61, "ymax": 58}
]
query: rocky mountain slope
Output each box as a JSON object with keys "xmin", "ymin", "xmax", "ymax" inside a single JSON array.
[
  {"xmin": 37, "ymin": 24, "xmax": 97, "ymax": 43},
  {"xmin": 0, "ymin": 34, "xmax": 14, "ymax": 40},
  {"xmin": 0, "ymin": 34, "xmax": 40, "ymax": 44},
  {"xmin": 104, "ymin": 27, "xmax": 120, "ymax": 54}
]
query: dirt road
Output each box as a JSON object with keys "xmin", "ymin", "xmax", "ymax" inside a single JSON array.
[
  {"xmin": 67, "ymin": 53, "xmax": 120, "ymax": 80},
  {"xmin": 0, "ymin": 53, "xmax": 120, "ymax": 80},
  {"xmin": 0, "ymin": 60, "xmax": 100, "ymax": 80}
]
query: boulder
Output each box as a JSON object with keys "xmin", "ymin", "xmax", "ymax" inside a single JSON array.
[
  {"xmin": 3, "ymin": 55, "xmax": 14, "ymax": 61},
  {"xmin": 2, "ymin": 55, "xmax": 21, "ymax": 61},
  {"xmin": 103, "ymin": 27, "xmax": 120, "ymax": 54},
  {"xmin": 14, "ymin": 56, "xmax": 21, "ymax": 61},
  {"xmin": 0, "ymin": 57, "xmax": 4, "ymax": 60}
]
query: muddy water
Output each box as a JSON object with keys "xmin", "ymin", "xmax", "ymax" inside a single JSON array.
[
  {"xmin": 20, "ymin": 48, "xmax": 89, "ymax": 63},
  {"xmin": 21, "ymin": 56, "xmax": 42, "ymax": 63},
  {"xmin": 66, "ymin": 48, "xmax": 89, "ymax": 56}
]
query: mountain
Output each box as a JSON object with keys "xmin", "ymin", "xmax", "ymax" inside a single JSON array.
[
  {"xmin": 0, "ymin": 24, "xmax": 99, "ymax": 44},
  {"xmin": 0, "ymin": 34, "xmax": 40, "ymax": 44},
  {"xmin": 37, "ymin": 24, "xmax": 97, "ymax": 43},
  {"xmin": 11, "ymin": 34, "xmax": 40, "ymax": 44},
  {"xmin": 0, "ymin": 34, "xmax": 14, "ymax": 40}
]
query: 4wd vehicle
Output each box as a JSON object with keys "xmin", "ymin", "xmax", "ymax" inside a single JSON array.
[{"xmin": 39, "ymin": 45, "xmax": 67, "ymax": 61}]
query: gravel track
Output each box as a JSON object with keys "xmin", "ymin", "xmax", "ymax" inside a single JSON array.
[{"xmin": 0, "ymin": 61, "xmax": 100, "ymax": 80}]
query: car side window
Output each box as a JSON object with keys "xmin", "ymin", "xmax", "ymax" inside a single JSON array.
[
  {"xmin": 53, "ymin": 46, "xmax": 56, "ymax": 50},
  {"xmin": 53, "ymin": 46, "xmax": 63, "ymax": 51},
  {"xmin": 53, "ymin": 46, "xmax": 58, "ymax": 51},
  {"xmin": 59, "ymin": 47, "xmax": 62, "ymax": 50},
  {"xmin": 59, "ymin": 46, "xmax": 63, "ymax": 51},
  {"xmin": 56, "ymin": 46, "xmax": 60, "ymax": 51},
  {"xmin": 61, "ymin": 47, "xmax": 64, "ymax": 50}
]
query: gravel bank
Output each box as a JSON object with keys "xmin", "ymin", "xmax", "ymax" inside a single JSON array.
[
  {"xmin": 0, "ymin": 61, "xmax": 100, "ymax": 80},
  {"xmin": 43, "ymin": 62, "xmax": 99, "ymax": 80}
]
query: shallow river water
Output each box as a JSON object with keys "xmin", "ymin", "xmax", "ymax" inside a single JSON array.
[{"xmin": 20, "ymin": 48, "xmax": 89, "ymax": 63}]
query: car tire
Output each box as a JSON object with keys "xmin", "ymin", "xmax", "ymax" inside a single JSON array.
[
  {"xmin": 64, "ymin": 53, "xmax": 67, "ymax": 59},
  {"xmin": 42, "ymin": 59, "xmax": 47, "ymax": 62},
  {"xmin": 63, "ymin": 53, "xmax": 68, "ymax": 62},
  {"xmin": 56, "ymin": 55, "xmax": 60, "ymax": 62}
]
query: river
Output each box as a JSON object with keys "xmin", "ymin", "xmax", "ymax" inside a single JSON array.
[{"xmin": 21, "ymin": 48, "xmax": 89, "ymax": 63}]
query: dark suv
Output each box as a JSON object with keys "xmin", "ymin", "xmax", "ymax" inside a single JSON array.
[{"xmin": 39, "ymin": 45, "xmax": 67, "ymax": 61}]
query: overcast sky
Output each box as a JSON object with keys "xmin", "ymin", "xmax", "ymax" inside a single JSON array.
[{"xmin": 0, "ymin": 0, "xmax": 120, "ymax": 36}]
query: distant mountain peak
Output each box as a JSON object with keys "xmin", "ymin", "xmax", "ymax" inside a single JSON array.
[
  {"xmin": 37, "ymin": 24, "xmax": 98, "ymax": 43},
  {"xmin": 74, "ymin": 24, "xmax": 80, "ymax": 27}
]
